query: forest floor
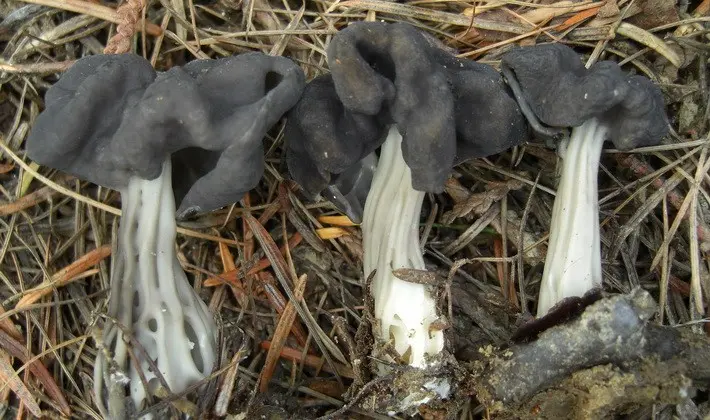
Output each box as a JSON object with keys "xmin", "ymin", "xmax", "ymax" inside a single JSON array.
[{"xmin": 1, "ymin": 0, "xmax": 709, "ymax": 418}]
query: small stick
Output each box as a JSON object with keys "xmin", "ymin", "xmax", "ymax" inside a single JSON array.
[
  {"xmin": 104, "ymin": 0, "xmax": 149, "ymax": 54},
  {"xmin": 18, "ymin": 0, "xmax": 161, "ymax": 36},
  {"xmin": 0, "ymin": 60, "xmax": 76, "ymax": 75}
]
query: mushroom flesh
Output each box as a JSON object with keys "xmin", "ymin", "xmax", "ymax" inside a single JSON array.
[
  {"xmin": 287, "ymin": 22, "xmax": 527, "ymax": 370},
  {"xmin": 26, "ymin": 52, "xmax": 305, "ymax": 417},
  {"xmin": 501, "ymin": 44, "xmax": 669, "ymax": 317}
]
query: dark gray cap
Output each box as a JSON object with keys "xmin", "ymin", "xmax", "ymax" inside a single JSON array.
[
  {"xmin": 286, "ymin": 22, "xmax": 527, "ymax": 203},
  {"xmin": 27, "ymin": 52, "xmax": 305, "ymax": 218},
  {"xmin": 285, "ymin": 74, "xmax": 385, "ymax": 200},
  {"xmin": 501, "ymin": 43, "xmax": 668, "ymax": 150}
]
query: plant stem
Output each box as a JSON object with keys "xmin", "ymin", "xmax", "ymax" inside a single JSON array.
[
  {"xmin": 537, "ymin": 118, "xmax": 609, "ymax": 317},
  {"xmin": 94, "ymin": 159, "xmax": 217, "ymax": 418},
  {"xmin": 362, "ymin": 126, "xmax": 444, "ymax": 367}
]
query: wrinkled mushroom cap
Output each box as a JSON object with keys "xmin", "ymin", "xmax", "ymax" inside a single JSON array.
[
  {"xmin": 501, "ymin": 43, "xmax": 668, "ymax": 150},
  {"xmin": 286, "ymin": 22, "xmax": 527, "ymax": 200},
  {"xmin": 27, "ymin": 52, "xmax": 305, "ymax": 217},
  {"xmin": 285, "ymin": 74, "xmax": 385, "ymax": 198}
]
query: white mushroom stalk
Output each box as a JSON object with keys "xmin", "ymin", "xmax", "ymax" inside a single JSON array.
[
  {"xmin": 94, "ymin": 159, "xmax": 217, "ymax": 418},
  {"xmin": 537, "ymin": 118, "xmax": 609, "ymax": 317},
  {"xmin": 362, "ymin": 126, "xmax": 444, "ymax": 367}
]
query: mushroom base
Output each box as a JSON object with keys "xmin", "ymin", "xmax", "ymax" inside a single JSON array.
[
  {"xmin": 93, "ymin": 159, "xmax": 217, "ymax": 419},
  {"xmin": 362, "ymin": 126, "xmax": 445, "ymax": 369},
  {"xmin": 537, "ymin": 118, "xmax": 609, "ymax": 317}
]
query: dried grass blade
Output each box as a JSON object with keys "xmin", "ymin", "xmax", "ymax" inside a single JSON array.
[
  {"xmin": 18, "ymin": 162, "xmax": 40, "ymax": 198},
  {"xmin": 241, "ymin": 194, "xmax": 257, "ymax": 306},
  {"xmin": 259, "ymin": 274, "xmax": 307, "ymax": 392},
  {"xmin": 659, "ymin": 197, "xmax": 670, "ymax": 323},
  {"xmin": 0, "ymin": 330, "xmax": 70, "ymax": 416},
  {"xmin": 203, "ymin": 233, "xmax": 303, "ymax": 287},
  {"xmin": 0, "ymin": 185, "xmax": 59, "ymax": 217},
  {"xmin": 0, "ymin": 349, "xmax": 41, "ymax": 417},
  {"xmin": 287, "ymin": 209, "xmax": 326, "ymax": 253},
  {"xmin": 297, "ymin": 301, "xmax": 349, "ymax": 365},
  {"xmin": 269, "ymin": 3, "xmax": 305, "ymax": 56},
  {"xmin": 610, "ymin": 172, "xmax": 685, "ymax": 258},
  {"xmin": 244, "ymin": 213, "xmax": 348, "ymax": 374},
  {"xmin": 493, "ymin": 238, "xmax": 513, "ymax": 307},
  {"xmin": 243, "ymin": 213, "xmax": 297, "ymax": 287},
  {"xmin": 688, "ymin": 148, "xmax": 708, "ymax": 314},
  {"xmin": 317, "ymin": 215, "xmax": 358, "ymax": 227},
  {"xmin": 214, "ymin": 340, "xmax": 250, "ymax": 416},
  {"xmin": 244, "ymin": 201, "xmax": 281, "ymax": 243},
  {"xmin": 15, "ymin": 245, "xmax": 111, "ymax": 309},
  {"xmin": 246, "ymin": 233, "xmax": 303, "ymax": 276},
  {"xmin": 613, "ymin": 152, "xmax": 710, "ymax": 245},
  {"xmin": 0, "ymin": 306, "xmax": 22, "ymax": 342},
  {"xmin": 242, "ymin": 193, "xmax": 256, "ymax": 257},
  {"xmin": 616, "ymin": 22, "xmax": 682, "ymax": 67},
  {"xmin": 337, "ymin": 0, "xmax": 528, "ymax": 34},
  {"xmin": 648, "ymin": 157, "xmax": 710, "ymax": 270},
  {"xmin": 218, "ymin": 242, "xmax": 237, "ymax": 273},
  {"xmin": 259, "ymin": 341, "xmax": 355, "ymax": 379},
  {"xmin": 316, "ymin": 227, "xmax": 350, "ymax": 240},
  {"xmin": 556, "ymin": 6, "xmax": 602, "ymax": 31},
  {"xmin": 692, "ymin": 0, "xmax": 710, "ymax": 14},
  {"xmin": 0, "ymin": 351, "xmax": 9, "ymax": 409},
  {"xmin": 441, "ymin": 204, "xmax": 500, "ymax": 255},
  {"xmin": 520, "ymin": 1, "xmax": 603, "ymax": 24},
  {"xmin": 217, "ymin": 242, "xmax": 248, "ymax": 307},
  {"xmin": 259, "ymin": 272, "xmax": 310, "ymax": 347}
]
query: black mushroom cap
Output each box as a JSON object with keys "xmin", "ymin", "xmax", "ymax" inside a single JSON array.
[
  {"xmin": 27, "ymin": 52, "xmax": 305, "ymax": 218},
  {"xmin": 286, "ymin": 21, "xmax": 528, "ymax": 200},
  {"xmin": 501, "ymin": 43, "xmax": 669, "ymax": 150},
  {"xmin": 285, "ymin": 74, "xmax": 385, "ymax": 199}
]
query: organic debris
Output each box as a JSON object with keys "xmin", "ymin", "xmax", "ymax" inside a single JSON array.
[{"xmin": 1, "ymin": 0, "xmax": 709, "ymax": 417}]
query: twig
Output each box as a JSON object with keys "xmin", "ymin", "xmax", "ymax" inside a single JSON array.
[
  {"xmin": 0, "ymin": 60, "xmax": 76, "ymax": 75},
  {"xmin": 104, "ymin": 0, "xmax": 149, "ymax": 53},
  {"xmin": 18, "ymin": 0, "xmax": 161, "ymax": 36}
]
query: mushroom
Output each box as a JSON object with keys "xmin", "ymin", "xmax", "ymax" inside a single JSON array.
[
  {"xmin": 286, "ymin": 22, "xmax": 527, "ymax": 371},
  {"xmin": 25, "ymin": 52, "xmax": 305, "ymax": 416},
  {"xmin": 500, "ymin": 44, "xmax": 668, "ymax": 317}
]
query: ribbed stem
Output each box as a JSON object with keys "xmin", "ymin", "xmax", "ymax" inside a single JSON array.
[
  {"xmin": 537, "ymin": 119, "xmax": 609, "ymax": 317},
  {"xmin": 93, "ymin": 159, "xmax": 217, "ymax": 418},
  {"xmin": 361, "ymin": 126, "xmax": 444, "ymax": 367}
]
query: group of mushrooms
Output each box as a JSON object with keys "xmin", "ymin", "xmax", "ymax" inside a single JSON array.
[{"xmin": 25, "ymin": 21, "xmax": 668, "ymax": 417}]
